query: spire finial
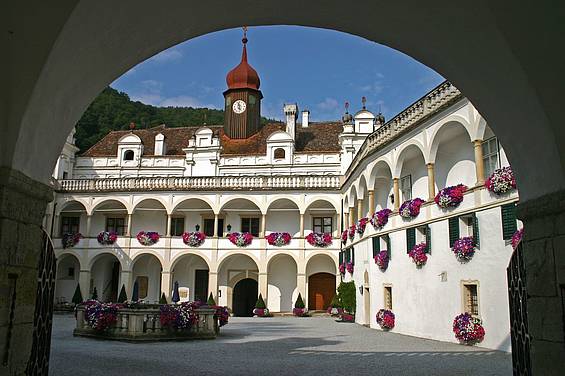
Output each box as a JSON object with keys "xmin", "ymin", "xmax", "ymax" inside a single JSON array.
[
  {"xmin": 242, "ymin": 26, "xmax": 248, "ymax": 44},
  {"xmin": 345, "ymin": 101, "xmax": 350, "ymax": 113},
  {"xmin": 362, "ymin": 96, "xmax": 367, "ymax": 109}
]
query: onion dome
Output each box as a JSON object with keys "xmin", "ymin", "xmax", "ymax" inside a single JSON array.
[{"xmin": 226, "ymin": 34, "xmax": 260, "ymax": 90}]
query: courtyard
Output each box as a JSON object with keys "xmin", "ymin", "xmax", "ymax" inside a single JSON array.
[{"xmin": 49, "ymin": 314, "xmax": 511, "ymax": 376}]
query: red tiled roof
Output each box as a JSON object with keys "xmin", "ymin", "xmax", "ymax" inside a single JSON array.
[{"xmin": 81, "ymin": 122, "xmax": 342, "ymax": 157}]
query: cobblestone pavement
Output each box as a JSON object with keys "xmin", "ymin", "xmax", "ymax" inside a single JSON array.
[{"xmin": 49, "ymin": 314, "xmax": 511, "ymax": 376}]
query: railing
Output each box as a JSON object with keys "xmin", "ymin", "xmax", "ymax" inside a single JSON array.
[
  {"xmin": 58, "ymin": 175, "xmax": 342, "ymax": 192},
  {"xmin": 344, "ymin": 81, "xmax": 462, "ymax": 183}
]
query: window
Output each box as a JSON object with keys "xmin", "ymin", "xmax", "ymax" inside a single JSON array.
[
  {"xmin": 400, "ymin": 175, "xmax": 412, "ymax": 201},
  {"xmin": 372, "ymin": 236, "xmax": 380, "ymax": 257},
  {"xmin": 62, "ymin": 171, "xmax": 68, "ymax": 180},
  {"xmin": 60, "ymin": 216, "xmax": 80, "ymax": 236},
  {"xmin": 171, "ymin": 217, "xmax": 185, "ymax": 237},
  {"xmin": 225, "ymin": 96, "xmax": 231, "ymax": 107},
  {"xmin": 448, "ymin": 217, "xmax": 460, "ymax": 247},
  {"xmin": 384, "ymin": 285, "xmax": 393, "ymax": 310},
  {"xmin": 249, "ymin": 95, "xmax": 256, "ymax": 105},
  {"xmin": 67, "ymin": 267, "xmax": 75, "ymax": 278},
  {"xmin": 461, "ymin": 213, "xmax": 480, "ymax": 248},
  {"xmin": 136, "ymin": 276, "xmax": 149, "ymax": 299},
  {"xmin": 273, "ymin": 148, "xmax": 285, "ymax": 159},
  {"xmin": 123, "ymin": 150, "xmax": 134, "ymax": 161},
  {"xmin": 203, "ymin": 218, "xmax": 224, "ymax": 237},
  {"xmin": 482, "ymin": 137, "xmax": 500, "ymax": 177},
  {"xmin": 106, "ymin": 217, "xmax": 126, "ymax": 235},
  {"xmin": 462, "ymin": 282, "xmax": 479, "ymax": 316},
  {"xmin": 501, "ymin": 203, "xmax": 517, "ymax": 240},
  {"xmin": 416, "ymin": 225, "xmax": 432, "ymax": 253},
  {"xmin": 241, "ymin": 217, "xmax": 260, "ymax": 237},
  {"xmin": 406, "ymin": 227, "xmax": 416, "ymax": 253},
  {"xmin": 313, "ymin": 217, "xmax": 333, "ymax": 234}
]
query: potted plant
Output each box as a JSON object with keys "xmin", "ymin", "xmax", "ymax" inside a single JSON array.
[
  {"xmin": 71, "ymin": 283, "xmax": 83, "ymax": 305},
  {"xmin": 337, "ymin": 281, "xmax": 356, "ymax": 322},
  {"xmin": 453, "ymin": 313, "xmax": 485, "ymax": 345},
  {"xmin": 327, "ymin": 295, "xmax": 343, "ymax": 316},
  {"xmin": 228, "ymin": 232, "xmax": 253, "ymax": 247},
  {"xmin": 265, "ymin": 232, "xmax": 292, "ymax": 246},
  {"xmin": 374, "ymin": 250, "xmax": 389, "ymax": 271},
  {"xmin": 370, "ymin": 208, "xmax": 392, "ymax": 230},
  {"xmin": 485, "ymin": 166, "xmax": 516, "ymax": 195},
  {"xmin": 452, "ymin": 236, "xmax": 476, "ymax": 262},
  {"xmin": 117, "ymin": 284, "xmax": 128, "ymax": 303},
  {"xmin": 399, "ymin": 198, "xmax": 425, "ymax": 218},
  {"xmin": 408, "ymin": 242, "xmax": 428, "ymax": 267},
  {"xmin": 293, "ymin": 293, "xmax": 308, "ymax": 317},
  {"xmin": 356, "ymin": 218, "xmax": 369, "ymax": 236},
  {"xmin": 376, "ymin": 309, "xmax": 395, "ymax": 330},
  {"xmin": 346, "ymin": 261, "xmax": 354, "ymax": 274},
  {"xmin": 182, "ymin": 231, "xmax": 206, "ymax": 247},
  {"xmin": 253, "ymin": 294, "xmax": 270, "ymax": 317},
  {"xmin": 62, "ymin": 232, "xmax": 82, "ymax": 248},
  {"xmin": 306, "ymin": 232, "xmax": 333, "ymax": 247},
  {"xmin": 434, "ymin": 184, "xmax": 468, "ymax": 209},
  {"xmin": 97, "ymin": 231, "xmax": 118, "ymax": 245},
  {"xmin": 136, "ymin": 231, "xmax": 160, "ymax": 246}
]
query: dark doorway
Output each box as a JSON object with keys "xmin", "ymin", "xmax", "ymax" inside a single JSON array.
[
  {"xmin": 308, "ymin": 272, "xmax": 335, "ymax": 310},
  {"xmin": 194, "ymin": 269, "xmax": 209, "ymax": 302},
  {"xmin": 233, "ymin": 278, "xmax": 258, "ymax": 317},
  {"xmin": 107, "ymin": 261, "xmax": 120, "ymax": 302}
]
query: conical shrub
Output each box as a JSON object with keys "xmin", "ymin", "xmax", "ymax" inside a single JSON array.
[
  {"xmin": 255, "ymin": 293, "xmax": 266, "ymax": 309},
  {"xmin": 117, "ymin": 285, "xmax": 128, "ymax": 303},
  {"xmin": 159, "ymin": 292, "xmax": 167, "ymax": 304},
  {"xmin": 207, "ymin": 292, "xmax": 216, "ymax": 306},
  {"xmin": 91, "ymin": 287, "xmax": 98, "ymax": 300},
  {"xmin": 294, "ymin": 293, "xmax": 305, "ymax": 309},
  {"xmin": 72, "ymin": 283, "xmax": 83, "ymax": 304}
]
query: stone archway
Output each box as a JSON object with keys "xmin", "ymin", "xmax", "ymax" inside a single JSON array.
[
  {"xmin": 308, "ymin": 273, "xmax": 335, "ymax": 311},
  {"xmin": 232, "ymin": 278, "xmax": 258, "ymax": 317}
]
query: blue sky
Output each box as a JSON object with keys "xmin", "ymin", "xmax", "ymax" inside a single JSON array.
[{"xmin": 112, "ymin": 26, "xmax": 444, "ymax": 122}]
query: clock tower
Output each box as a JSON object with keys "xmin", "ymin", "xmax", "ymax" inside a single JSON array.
[{"xmin": 223, "ymin": 28, "xmax": 263, "ymax": 139}]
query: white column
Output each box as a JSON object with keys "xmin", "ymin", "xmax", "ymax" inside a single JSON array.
[
  {"xmin": 79, "ymin": 270, "xmax": 91, "ymax": 300},
  {"xmin": 166, "ymin": 214, "xmax": 172, "ymax": 237},
  {"xmin": 213, "ymin": 214, "xmax": 218, "ymax": 237},
  {"xmin": 161, "ymin": 271, "xmax": 172, "ymax": 301}
]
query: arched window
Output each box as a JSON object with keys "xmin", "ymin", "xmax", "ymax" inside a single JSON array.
[
  {"xmin": 123, "ymin": 150, "xmax": 134, "ymax": 161},
  {"xmin": 274, "ymin": 148, "xmax": 285, "ymax": 159}
]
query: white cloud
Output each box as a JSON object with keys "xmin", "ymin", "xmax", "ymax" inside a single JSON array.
[
  {"xmin": 149, "ymin": 48, "xmax": 183, "ymax": 63},
  {"xmin": 317, "ymin": 97, "xmax": 340, "ymax": 111}
]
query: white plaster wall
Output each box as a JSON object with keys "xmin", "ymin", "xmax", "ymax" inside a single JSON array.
[
  {"xmin": 55, "ymin": 255, "xmax": 80, "ymax": 302},
  {"xmin": 266, "ymin": 211, "xmax": 300, "ymax": 237},
  {"xmin": 172, "ymin": 255, "xmax": 209, "ymax": 302},
  {"xmin": 435, "ymin": 133, "xmax": 475, "ymax": 189},
  {"xmin": 267, "ymin": 256, "xmax": 298, "ymax": 312},
  {"xmin": 132, "ymin": 254, "xmax": 162, "ymax": 303},
  {"xmin": 131, "ymin": 211, "xmax": 166, "ymax": 235},
  {"xmin": 90, "ymin": 255, "xmax": 120, "ymax": 302},
  {"xmin": 400, "ymin": 155, "xmax": 428, "ymax": 200}
]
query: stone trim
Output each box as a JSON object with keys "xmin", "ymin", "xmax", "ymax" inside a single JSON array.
[{"xmin": 516, "ymin": 188, "xmax": 565, "ymax": 220}]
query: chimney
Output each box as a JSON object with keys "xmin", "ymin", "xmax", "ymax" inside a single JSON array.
[
  {"xmin": 284, "ymin": 104, "xmax": 298, "ymax": 139},
  {"xmin": 154, "ymin": 133, "xmax": 166, "ymax": 156},
  {"xmin": 301, "ymin": 110, "xmax": 310, "ymax": 128}
]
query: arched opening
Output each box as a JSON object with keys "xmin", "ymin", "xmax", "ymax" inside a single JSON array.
[
  {"xmin": 363, "ymin": 270, "xmax": 370, "ymax": 325},
  {"xmin": 273, "ymin": 148, "xmax": 285, "ymax": 159},
  {"xmin": 91, "ymin": 199, "xmax": 128, "ymax": 237},
  {"xmin": 171, "ymin": 253, "xmax": 210, "ymax": 303},
  {"xmin": 306, "ymin": 254, "xmax": 337, "ymax": 311},
  {"xmin": 54, "ymin": 253, "xmax": 81, "ymax": 305},
  {"xmin": 172, "ymin": 198, "xmax": 215, "ymax": 237},
  {"xmin": 217, "ymin": 253, "xmax": 259, "ymax": 312},
  {"xmin": 266, "ymin": 198, "xmax": 300, "ymax": 238},
  {"xmin": 370, "ymin": 161, "xmax": 393, "ymax": 211},
  {"xmin": 220, "ymin": 198, "xmax": 262, "ymax": 237},
  {"xmin": 395, "ymin": 144, "xmax": 427, "ymax": 202},
  {"xmin": 304, "ymin": 199, "xmax": 338, "ymax": 239},
  {"xmin": 267, "ymin": 254, "xmax": 297, "ymax": 312},
  {"xmin": 131, "ymin": 253, "xmax": 163, "ymax": 303},
  {"xmin": 132, "ymin": 199, "xmax": 167, "ymax": 237},
  {"xmin": 232, "ymin": 278, "xmax": 258, "ymax": 317},
  {"xmin": 123, "ymin": 150, "xmax": 134, "ymax": 161},
  {"xmin": 358, "ymin": 176, "xmax": 369, "ymax": 218},
  {"xmin": 90, "ymin": 253, "xmax": 122, "ymax": 302}
]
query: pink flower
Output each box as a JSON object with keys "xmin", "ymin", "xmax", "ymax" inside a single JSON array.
[
  {"xmin": 370, "ymin": 209, "xmax": 392, "ymax": 229},
  {"xmin": 137, "ymin": 231, "xmax": 160, "ymax": 246},
  {"xmin": 341, "ymin": 230, "xmax": 348, "ymax": 245},
  {"xmin": 485, "ymin": 166, "xmax": 516, "ymax": 194},
  {"xmin": 452, "ymin": 236, "xmax": 476, "ymax": 261},
  {"xmin": 374, "ymin": 250, "xmax": 389, "ymax": 271},
  {"xmin": 435, "ymin": 184, "xmax": 468, "ymax": 209},
  {"xmin": 399, "ymin": 198, "xmax": 425, "ymax": 218},
  {"xmin": 376, "ymin": 309, "xmax": 395, "ymax": 330},
  {"xmin": 511, "ymin": 228, "xmax": 524, "ymax": 250},
  {"xmin": 339, "ymin": 263, "xmax": 346, "ymax": 275},
  {"xmin": 348, "ymin": 225, "xmax": 356, "ymax": 239},
  {"xmin": 228, "ymin": 232, "xmax": 253, "ymax": 247},
  {"xmin": 408, "ymin": 242, "xmax": 428, "ymax": 267},
  {"xmin": 182, "ymin": 231, "xmax": 206, "ymax": 247},
  {"xmin": 265, "ymin": 232, "xmax": 292, "ymax": 246},
  {"xmin": 453, "ymin": 312, "xmax": 485, "ymax": 344},
  {"xmin": 306, "ymin": 232, "xmax": 333, "ymax": 247},
  {"xmin": 346, "ymin": 262, "xmax": 354, "ymax": 274},
  {"xmin": 97, "ymin": 231, "xmax": 118, "ymax": 245},
  {"xmin": 356, "ymin": 218, "xmax": 369, "ymax": 235}
]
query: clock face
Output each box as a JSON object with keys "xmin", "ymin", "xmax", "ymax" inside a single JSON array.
[{"xmin": 232, "ymin": 100, "xmax": 247, "ymax": 114}]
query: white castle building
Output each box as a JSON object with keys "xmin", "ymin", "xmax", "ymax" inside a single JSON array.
[{"xmin": 46, "ymin": 34, "xmax": 518, "ymax": 351}]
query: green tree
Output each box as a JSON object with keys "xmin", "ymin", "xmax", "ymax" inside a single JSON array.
[
  {"xmin": 255, "ymin": 293, "xmax": 266, "ymax": 309},
  {"xmin": 159, "ymin": 292, "xmax": 168, "ymax": 304},
  {"xmin": 71, "ymin": 283, "xmax": 83, "ymax": 304},
  {"xmin": 207, "ymin": 292, "xmax": 216, "ymax": 306},
  {"xmin": 329, "ymin": 294, "xmax": 341, "ymax": 308},
  {"xmin": 91, "ymin": 287, "xmax": 98, "ymax": 301},
  {"xmin": 337, "ymin": 281, "xmax": 356, "ymax": 314},
  {"xmin": 117, "ymin": 285, "xmax": 128, "ymax": 303},
  {"xmin": 294, "ymin": 293, "xmax": 305, "ymax": 309}
]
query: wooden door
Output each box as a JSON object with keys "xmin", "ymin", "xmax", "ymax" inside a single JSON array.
[
  {"xmin": 308, "ymin": 273, "xmax": 335, "ymax": 310},
  {"xmin": 194, "ymin": 269, "xmax": 209, "ymax": 302}
]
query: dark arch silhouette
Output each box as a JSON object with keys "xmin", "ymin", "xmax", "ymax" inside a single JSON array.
[{"xmin": 233, "ymin": 278, "xmax": 258, "ymax": 317}]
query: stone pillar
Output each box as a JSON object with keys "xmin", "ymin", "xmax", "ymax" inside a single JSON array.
[
  {"xmin": 368, "ymin": 190, "xmax": 375, "ymax": 216},
  {"xmin": 349, "ymin": 207, "xmax": 356, "ymax": 226},
  {"xmin": 517, "ymin": 190, "xmax": 565, "ymax": 374},
  {"xmin": 208, "ymin": 271, "xmax": 218, "ymax": 301},
  {"xmin": 297, "ymin": 273, "xmax": 306, "ymax": 306},
  {"xmin": 393, "ymin": 178, "xmax": 400, "ymax": 211},
  {"xmin": 258, "ymin": 272, "xmax": 268, "ymax": 301},
  {"xmin": 0, "ymin": 168, "xmax": 53, "ymax": 375},
  {"xmin": 85, "ymin": 214, "xmax": 92, "ymax": 238},
  {"xmin": 126, "ymin": 213, "xmax": 132, "ymax": 236},
  {"xmin": 160, "ymin": 271, "xmax": 172, "ymax": 301},
  {"xmin": 79, "ymin": 270, "xmax": 91, "ymax": 301},
  {"xmin": 119, "ymin": 270, "xmax": 132, "ymax": 297},
  {"xmin": 260, "ymin": 214, "xmax": 266, "ymax": 237},
  {"xmin": 344, "ymin": 212, "xmax": 349, "ymax": 230},
  {"xmin": 357, "ymin": 199, "xmax": 363, "ymax": 220},
  {"xmin": 166, "ymin": 214, "xmax": 172, "ymax": 237},
  {"xmin": 426, "ymin": 163, "xmax": 436, "ymax": 201},
  {"xmin": 213, "ymin": 214, "xmax": 218, "ymax": 237},
  {"xmin": 299, "ymin": 213, "xmax": 304, "ymax": 237},
  {"xmin": 473, "ymin": 140, "xmax": 485, "ymax": 185},
  {"xmin": 53, "ymin": 213, "xmax": 60, "ymax": 237}
]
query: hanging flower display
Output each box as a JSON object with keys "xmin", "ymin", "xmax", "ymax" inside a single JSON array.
[
  {"xmin": 339, "ymin": 262, "xmax": 346, "ymax": 275},
  {"xmin": 346, "ymin": 262, "xmax": 354, "ymax": 274},
  {"xmin": 159, "ymin": 301, "xmax": 200, "ymax": 330},
  {"xmin": 136, "ymin": 231, "xmax": 160, "ymax": 246},
  {"xmin": 265, "ymin": 232, "xmax": 292, "ymax": 246},
  {"xmin": 340, "ymin": 313, "xmax": 355, "ymax": 322},
  {"xmin": 374, "ymin": 250, "xmax": 389, "ymax": 271},
  {"xmin": 306, "ymin": 232, "xmax": 333, "ymax": 247},
  {"xmin": 370, "ymin": 208, "xmax": 392, "ymax": 230},
  {"xmin": 83, "ymin": 300, "xmax": 121, "ymax": 331},
  {"xmin": 485, "ymin": 166, "xmax": 516, "ymax": 195},
  {"xmin": 356, "ymin": 218, "xmax": 369, "ymax": 236},
  {"xmin": 435, "ymin": 184, "xmax": 468, "ymax": 209},
  {"xmin": 453, "ymin": 313, "xmax": 485, "ymax": 344},
  {"xmin": 408, "ymin": 242, "xmax": 428, "ymax": 267},
  {"xmin": 348, "ymin": 224, "xmax": 357, "ymax": 239},
  {"xmin": 212, "ymin": 305, "xmax": 230, "ymax": 327},
  {"xmin": 182, "ymin": 231, "xmax": 206, "ymax": 247},
  {"xmin": 62, "ymin": 233, "xmax": 82, "ymax": 248},
  {"xmin": 341, "ymin": 230, "xmax": 348, "ymax": 245},
  {"xmin": 511, "ymin": 228, "xmax": 524, "ymax": 250},
  {"xmin": 228, "ymin": 232, "xmax": 253, "ymax": 247},
  {"xmin": 452, "ymin": 236, "xmax": 476, "ymax": 262},
  {"xmin": 376, "ymin": 309, "xmax": 395, "ymax": 330},
  {"xmin": 97, "ymin": 231, "xmax": 118, "ymax": 245},
  {"xmin": 399, "ymin": 198, "xmax": 425, "ymax": 218}
]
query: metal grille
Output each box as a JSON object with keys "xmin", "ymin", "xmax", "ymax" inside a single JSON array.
[
  {"xmin": 507, "ymin": 242, "xmax": 531, "ymax": 376},
  {"xmin": 26, "ymin": 230, "xmax": 57, "ymax": 376}
]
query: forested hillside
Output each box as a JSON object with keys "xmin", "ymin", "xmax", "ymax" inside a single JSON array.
[{"xmin": 75, "ymin": 87, "xmax": 276, "ymax": 153}]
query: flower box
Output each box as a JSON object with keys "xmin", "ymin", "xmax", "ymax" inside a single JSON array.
[
  {"xmin": 452, "ymin": 236, "xmax": 476, "ymax": 262},
  {"xmin": 339, "ymin": 262, "xmax": 346, "ymax": 275},
  {"xmin": 253, "ymin": 308, "xmax": 270, "ymax": 317},
  {"xmin": 306, "ymin": 232, "xmax": 332, "ymax": 247},
  {"xmin": 137, "ymin": 231, "xmax": 160, "ymax": 246},
  {"xmin": 62, "ymin": 232, "xmax": 82, "ymax": 248},
  {"xmin": 485, "ymin": 166, "xmax": 516, "ymax": 195},
  {"xmin": 408, "ymin": 242, "xmax": 428, "ymax": 267},
  {"xmin": 356, "ymin": 218, "xmax": 369, "ymax": 236},
  {"xmin": 348, "ymin": 225, "xmax": 356, "ymax": 240},
  {"xmin": 265, "ymin": 232, "xmax": 292, "ymax": 246},
  {"xmin": 370, "ymin": 209, "xmax": 392, "ymax": 230},
  {"xmin": 182, "ymin": 231, "xmax": 206, "ymax": 247},
  {"xmin": 341, "ymin": 230, "xmax": 348, "ymax": 245},
  {"xmin": 340, "ymin": 313, "xmax": 355, "ymax": 322},
  {"xmin": 453, "ymin": 313, "xmax": 485, "ymax": 344},
  {"xmin": 435, "ymin": 184, "xmax": 468, "ymax": 209},
  {"xmin": 511, "ymin": 228, "xmax": 523, "ymax": 250},
  {"xmin": 228, "ymin": 232, "xmax": 253, "ymax": 247},
  {"xmin": 293, "ymin": 307, "xmax": 308, "ymax": 317},
  {"xmin": 346, "ymin": 262, "xmax": 354, "ymax": 274},
  {"xmin": 374, "ymin": 250, "xmax": 389, "ymax": 271},
  {"xmin": 376, "ymin": 309, "xmax": 395, "ymax": 330},
  {"xmin": 399, "ymin": 198, "xmax": 425, "ymax": 218},
  {"xmin": 97, "ymin": 231, "xmax": 118, "ymax": 245}
]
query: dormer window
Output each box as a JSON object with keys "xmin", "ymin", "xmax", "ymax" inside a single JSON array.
[
  {"xmin": 123, "ymin": 150, "xmax": 134, "ymax": 161},
  {"xmin": 274, "ymin": 148, "xmax": 286, "ymax": 159}
]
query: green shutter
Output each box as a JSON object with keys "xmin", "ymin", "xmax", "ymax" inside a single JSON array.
[
  {"xmin": 351, "ymin": 247, "xmax": 355, "ymax": 264},
  {"xmin": 472, "ymin": 213, "xmax": 480, "ymax": 248},
  {"xmin": 406, "ymin": 228, "xmax": 416, "ymax": 253},
  {"xmin": 448, "ymin": 217, "xmax": 460, "ymax": 247},
  {"xmin": 385, "ymin": 235, "xmax": 391, "ymax": 260},
  {"xmin": 372, "ymin": 236, "xmax": 380, "ymax": 257},
  {"xmin": 339, "ymin": 251, "xmax": 344, "ymax": 265},
  {"xmin": 425, "ymin": 225, "xmax": 432, "ymax": 254},
  {"xmin": 501, "ymin": 204, "xmax": 517, "ymax": 240}
]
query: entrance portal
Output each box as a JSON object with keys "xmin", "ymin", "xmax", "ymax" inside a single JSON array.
[
  {"xmin": 232, "ymin": 278, "xmax": 258, "ymax": 317},
  {"xmin": 308, "ymin": 272, "xmax": 335, "ymax": 310}
]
